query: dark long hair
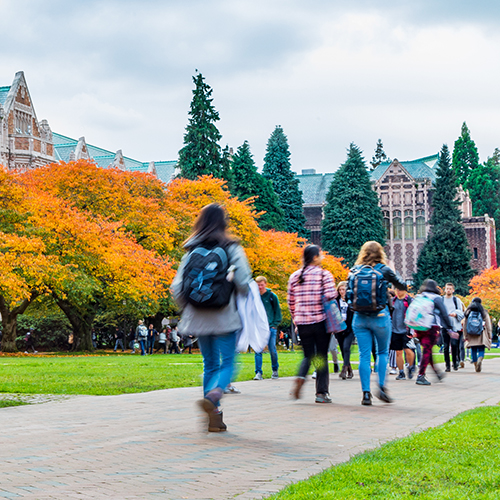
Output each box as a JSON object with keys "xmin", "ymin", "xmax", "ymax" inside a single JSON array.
[
  {"xmin": 298, "ymin": 245, "xmax": 321, "ymax": 283},
  {"xmin": 184, "ymin": 203, "xmax": 235, "ymax": 248},
  {"xmin": 469, "ymin": 297, "xmax": 486, "ymax": 318}
]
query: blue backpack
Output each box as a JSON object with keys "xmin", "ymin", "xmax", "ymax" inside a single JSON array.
[
  {"xmin": 466, "ymin": 310, "xmax": 483, "ymax": 336},
  {"xmin": 347, "ymin": 264, "xmax": 387, "ymax": 313}
]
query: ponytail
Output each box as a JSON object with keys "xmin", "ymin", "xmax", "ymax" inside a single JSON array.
[{"xmin": 298, "ymin": 245, "xmax": 321, "ymax": 284}]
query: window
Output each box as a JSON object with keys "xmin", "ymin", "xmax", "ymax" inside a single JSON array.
[
  {"xmin": 383, "ymin": 217, "xmax": 390, "ymax": 239},
  {"xmin": 393, "ymin": 210, "xmax": 402, "ymax": 240},
  {"xmin": 381, "ymin": 194, "xmax": 388, "ymax": 206},
  {"xmin": 393, "ymin": 192, "xmax": 400, "ymax": 205},
  {"xmin": 404, "ymin": 192, "xmax": 412, "ymax": 205},
  {"xmin": 404, "ymin": 216, "xmax": 414, "ymax": 239},
  {"xmin": 416, "ymin": 209, "xmax": 425, "ymax": 239},
  {"xmin": 474, "ymin": 248, "xmax": 478, "ymax": 260}
]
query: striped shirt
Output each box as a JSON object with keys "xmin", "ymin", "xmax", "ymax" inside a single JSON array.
[{"xmin": 287, "ymin": 266, "xmax": 337, "ymax": 325}]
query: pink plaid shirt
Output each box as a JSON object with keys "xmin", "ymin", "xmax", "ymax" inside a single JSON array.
[{"xmin": 287, "ymin": 266, "xmax": 337, "ymax": 325}]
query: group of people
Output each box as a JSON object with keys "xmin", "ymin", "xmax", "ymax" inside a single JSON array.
[{"xmin": 171, "ymin": 203, "xmax": 494, "ymax": 432}]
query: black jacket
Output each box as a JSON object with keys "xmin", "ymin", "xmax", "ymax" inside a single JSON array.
[{"xmin": 335, "ymin": 296, "xmax": 353, "ymax": 333}]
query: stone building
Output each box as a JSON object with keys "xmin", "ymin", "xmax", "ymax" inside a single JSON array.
[
  {"xmin": 0, "ymin": 71, "xmax": 176, "ymax": 184},
  {"xmin": 298, "ymin": 156, "xmax": 496, "ymax": 281}
]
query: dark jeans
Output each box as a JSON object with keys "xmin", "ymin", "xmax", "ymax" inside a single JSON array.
[
  {"xmin": 335, "ymin": 329, "xmax": 354, "ymax": 365},
  {"xmin": 417, "ymin": 326, "xmax": 440, "ymax": 376},
  {"xmin": 169, "ymin": 341, "xmax": 180, "ymax": 354},
  {"xmin": 147, "ymin": 338, "xmax": 155, "ymax": 355},
  {"xmin": 297, "ymin": 321, "xmax": 330, "ymax": 395},
  {"xmin": 114, "ymin": 339, "xmax": 124, "ymax": 351},
  {"xmin": 442, "ymin": 329, "xmax": 462, "ymax": 368}
]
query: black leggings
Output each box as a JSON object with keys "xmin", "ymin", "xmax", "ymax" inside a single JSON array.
[{"xmin": 335, "ymin": 329, "xmax": 354, "ymax": 365}]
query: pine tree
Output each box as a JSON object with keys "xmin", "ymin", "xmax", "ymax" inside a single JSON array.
[
  {"xmin": 262, "ymin": 126, "xmax": 308, "ymax": 237},
  {"xmin": 178, "ymin": 73, "xmax": 222, "ymax": 180},
  {"xmin": 232, "ymin": 141, "xmax": 285, "ymax": 231},
  {"xmin": 413, "ymin": 144, "xmax": 474, "ymax": 295},
  {"xmin": 322, "ymin": 143, "xmax": 385, "ymax": 267},
  {"xmin": 465, "ymin": 150, "xmax": 500, "ymax": 265},
  {"xmin": 220, "ymin": 145, "xmax": 234, "ymax": 191},
  {"xmin": 452, "ymin": 122, "xmax": 480, "ymax": 186},
  {"xmin": 370, "ymin": 139, "xmax": 390, "ymax": 170}
]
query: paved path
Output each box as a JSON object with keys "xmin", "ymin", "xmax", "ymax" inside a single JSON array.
[{"xmin": 1, "ymin": 358, "xmax": 500, "ymax": 500}]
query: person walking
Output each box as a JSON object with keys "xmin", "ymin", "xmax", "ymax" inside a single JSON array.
[
  {"xmin": 24, "ymin": 329, "xmax": 38, "ymax": 354},
  {"xmin": 463, "ymin": 298, "xmax": 492, "ymax": 373},
  {"xmin": 147, "ymin": 324, "xmax": 157, "ymax": 355},
  {"xmin": 348, "ymin": 241, "xmax": 407, "ymax": 406},
  {"xmin": 172, "ymin": 203, "xmax": 251, "ymax": 432},
  {"xmin": 113, "ymin": 327, "xmax": 125, "ymax": 352},
  {"xmin": 288, "ymin": 245, "xmax": 337, "ymax": 404},
  {"xmin": 157, "ymin": 327, "xmax": 168, "ymax": 354},
  {"xmin": 411, "ymin": 280, "xmax": 455, "ymax": 386},
  {"xmin": 253, "ymin": 276, "xmax": 282, "ymax": 380},
  {"xmin": 442, "ymin": 283, "xmax": 465, "ymax": 372},
  {"xmin": 334, "ymin": 281, "xmax": 354, "ymax": 380},
  {"xmin": 390, "ymin": 288, "xmax": 416, "ymax": 380},
  {"xmin": 135, "ymin": 320, "xmax": 148, "ymax": 356},
  {"xmin": 169, "ymin": 327, "xmax": 181, "ymax": 354}
]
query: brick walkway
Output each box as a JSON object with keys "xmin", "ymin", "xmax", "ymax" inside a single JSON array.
[{"xmin": 1, "ymin": 358, "xmax": 499, "ymax": 499}]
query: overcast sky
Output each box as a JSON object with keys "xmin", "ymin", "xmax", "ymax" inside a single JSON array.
[{"xmin": 2, "ymin": 0, "xmax": 500, "ymax": 173}]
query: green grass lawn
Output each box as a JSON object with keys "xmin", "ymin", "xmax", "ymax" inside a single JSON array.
[
  {"xmin": 0, "ymin": 399, "xmax": 29, "ymax": 408},
  {"xmin": 0, "ymin": 345, "xmax": 498, "ymax": 396},
  {"xmin": 268, "ymin": 405, "xmax": 500, "ymax": 500}
]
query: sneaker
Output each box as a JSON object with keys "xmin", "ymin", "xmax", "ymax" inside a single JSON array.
[
  {"xmin": 445, "ymin": 367, "xmax": 451, "ymax": 372},
  {"xmin": 312, "ymin": 371, "xmax": 317, "ymax": 379},
  {"xmin": 477, "ymin": 357, "xmax": 483, "ymax": 372},
  {"xmin": 253, "ymin": 373, "xmax": 263, "ymax": 380},
  {"xmin": 315, "ymin": 393, "xmax": 332, "ymax": 403},
  {"xmin": 377, "ymin": 386, "xmax": 393, "ymax": 403},
  {"xmin": 416, "ymin": 374, "xmax": 431, "ymax": 385},
  {"xmin": 271, "ymin": 371, "xmax": 279, "ymax": 380},
  {"xmin": 224, "ymin": 384, "xmax": 241, "ymax": 394},
  {"xmin": 408, "ymin": 365, "xmax": 416, "ymax": 380},
  {"xmin": 361, "ymin": 391, "xmax": 372, "ymax": 406},
  {"xmin": 435, "ymin": 370, "xmax": 446, "ymax": 382},
  {"xmin": 453, "ymin": 363, "xmax": 459, "ymax": 371},
  {"xmin": 459, "ymin": 361, "xmax": 465, "ymax": 369},
  {"xmin": 395, "ymin": 370, "xmax": 406, "ymax": 380},
  {"xmin": 389, "ymin": 368, "xmax": 398, "ymax": 375}
]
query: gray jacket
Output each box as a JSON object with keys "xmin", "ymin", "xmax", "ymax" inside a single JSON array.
[{"xmin": 171, "ymin": 240, "xmax": 251, "ymax": 336}]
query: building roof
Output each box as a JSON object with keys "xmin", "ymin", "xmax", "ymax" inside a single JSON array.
[
  {"xmin": 297, "ymin": 154, "xmax": 439, "ymax": 206},
  {"xmin": 0, "ymin": 86, "xmax": 10, "ymax": 106}
]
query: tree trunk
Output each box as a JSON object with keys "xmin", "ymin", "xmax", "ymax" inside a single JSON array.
[
  {"xmin": 54, "ymin": 296, "xmax": 96, "ymax": 352},
  {"xmin": 0, "ymin": 294, "xmax": 37, "ymax": 353}
]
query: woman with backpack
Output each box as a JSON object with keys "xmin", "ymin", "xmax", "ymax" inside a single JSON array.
[
  {"xmin": 288, "ymin": 245, "xmax": 337, "ymax": 403},
  {"xmin": 171, "ymin": 204, "xmax": 251, "ymax": 432},
  {"xmin": 463, "ymin": 298, "xmax": 492, "ymax": 373},
  {"xmin": 335, "ymin": 281, "xmax": 354, "ymax": 380},
  {"xmin": 348, "ymin": 241, "xmax": 407, "ymax": 406}
]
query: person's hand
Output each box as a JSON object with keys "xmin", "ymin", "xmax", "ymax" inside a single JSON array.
[{"xmin": 449, "ymin": 312, "xmax": 457, "ymax": 318}]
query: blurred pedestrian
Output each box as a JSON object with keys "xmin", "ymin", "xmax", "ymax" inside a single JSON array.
[{"xmin": 464, "ymin": 297, "xmax": 492, "ymax": 373}]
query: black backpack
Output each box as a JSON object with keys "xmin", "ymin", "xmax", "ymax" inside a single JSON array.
[
  {"xmin": 182, "ymin": 245, "xmax": 235, "ymax": 309},
  {"xmin": 346, "ymin": 264, "xmax": 387, "ymax": 313}
]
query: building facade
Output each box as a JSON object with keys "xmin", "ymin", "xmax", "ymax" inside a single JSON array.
[{"xmin": 298, "ymin": 156, "xmax": 496, "ymax": 280}]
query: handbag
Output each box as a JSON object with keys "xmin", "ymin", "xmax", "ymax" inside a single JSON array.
[{"xmin": 322, "ymin": 272, "xmax": 346, "ymax": 334}]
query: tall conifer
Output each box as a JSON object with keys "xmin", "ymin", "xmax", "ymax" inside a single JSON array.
[
  {"xmin": 370, "ymin": 139, "xmax": 390, "ymax": 171},
  {"xmin": 452, "ymin": 122, "xmax": 480, "ymax": 186},
  {"xmin": 178, "ymin": 73, "xmax": 222, "ymax": 180},
  {"xmin": 262, "ymin": 126, "xmax": 308, "ymax": 237},
  {"xmin": 232, "ymin": 141, "xmax": 285, "ymax": 231},
  {"xmin": 322, "ymin": 143, "xmax": 385, "ymax": 267},
  {"xmin": 413, "ymin": 144, "xmax": 474, "ymax": 294}
]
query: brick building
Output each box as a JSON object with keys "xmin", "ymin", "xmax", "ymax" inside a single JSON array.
[
  {"xmin": 0, "ymin": 71, "xmax": 176, "ymax": 183},
  {"xmin": 298, "ymin": 156, "xmax": 496, "ymax": 281}
]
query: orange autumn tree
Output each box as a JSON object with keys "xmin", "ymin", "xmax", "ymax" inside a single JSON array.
[{"xmin": 469, "ymin": 267, "xmax": 500, "ymax": 319}]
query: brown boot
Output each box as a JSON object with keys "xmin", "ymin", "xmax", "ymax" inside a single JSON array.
[
  {"xmin": 339, "ymin": 365, "xmax": 347, "ymax": 379},
  {"xmin": 291, "ymin": 377, "xmax": 305, "ymax": 399},
  {"xmin": 347, "ymin": 365, "xmax": 354, "ymax": 379},
  {"xmin": 208, "ymin": 410, "xmax": 227, "ymax": 432}
]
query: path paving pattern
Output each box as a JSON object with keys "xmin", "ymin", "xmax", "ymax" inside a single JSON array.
[{"xmin": 1, "ymin": 358, "xmax": 500, "ymax": 499}]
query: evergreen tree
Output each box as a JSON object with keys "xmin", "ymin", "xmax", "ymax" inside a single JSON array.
[
  {"xmin": 413, "ymin": 144, "xmax": 474, "ymax": 295},
  {"xmin": 262, "ymin": 126, "xmax": 308, "ymax": 237},
  {"xmin": 465, "ymin": 149, "xmax": 500, "ymax": 265},
  {"xmin": 178, "ymin": 73, "xmax": 222, "ymax": 180},
  {"xmin": 232, "ymin": 141, "xmax": 285, "ymax": 231},
  {"xmin": 452, "ymin": 122, "xmax": 480, "ymax": 186},
  {"xmin": 220, "ymin": 145, "xmax": 234, "ymax": 191},
  {"xmin": 370, "ymin": 139, "xmax": 390, "ymax": 170},
  {"xmin": 322, "ymin": 143, "xmax": 385, "ymax": 267}
]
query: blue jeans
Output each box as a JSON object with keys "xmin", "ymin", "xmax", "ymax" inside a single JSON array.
[
  {"xmin": 471, "ymin": 346, "xmax": 485, "ymax": 362},
  {"xmin": 254, "ymin": 328, "xmax": 279, "ymax": 374},
  {"xmin": 198, "ymin": 332, "xmax": 237, "ymax": 406},
  {"xmin": 147, "ymin": 337, "xmax": 155, "ymax": 355},
  {"xmin": 114, "ymin": 339, "xmax": 124, "ymax": 351},
  {"xmin": 353, "ymin": 307, "xmax": 392, "ymax": 393},
  {"xmin": 139, "ymin": 339, "xmax": 146, "ymax": 355}
]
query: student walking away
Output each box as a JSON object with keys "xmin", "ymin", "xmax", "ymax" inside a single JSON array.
[
  {"xmin": 347, "ymin": 241, "xmax": 407, "ymax": 406},
  {"xmin": 441, "ymin": 283, "xmax": 465, "ymax": 372},
  {"xmin": 135, "ymin": 320, "xmax": 148, "ymax": 355},
  {"xmin": 24, "ymin": 329, "xmax": 38, "ymax": 354},
  {"xmin": 169, "ymin": 327, "xmax": 181, "ymax": 354},
  {"xmin": 405, "ymin": 279, "xmax": 455, "ymax": 385},
  {"xmin": 390, "ymin": 289, "xmax": 416, "ymax": 380},
  {"xmin": 463, "ymin": 298, "xmax": 492, "ymax": 373},
  {"xmin": 172, "ymin": 203, "xmax": 251, "ymax": 432},
  {"xmin": 147, "ymin": 324, "xmax": 157, "ymax": 355},
  {"xmin": 157, "ymin": 327, "xmax": 168, "ymax": 354},
  {"xmin": 288, "ymin": 245, "xmax": 337, "ymax": 404},
  {"xmin": 253, "ymin": 276, "xmax": 282, "ymax": 380},
  {"xmin": 334, "ymin": 281, "xmax": 354, "ymax": 379},
  {"xmin": 114, "ymin": 327, "xmax": 125, "ymax": 352}
]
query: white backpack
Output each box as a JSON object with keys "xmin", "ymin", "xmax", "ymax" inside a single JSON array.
[{"xmin": 405, "ymin": 293, "xmax": 435, "ymax": 331}]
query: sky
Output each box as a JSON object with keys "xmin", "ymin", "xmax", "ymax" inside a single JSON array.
[{"xmin": 2, "ymin": 0, "xmax": 500, "ymax": 174}]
